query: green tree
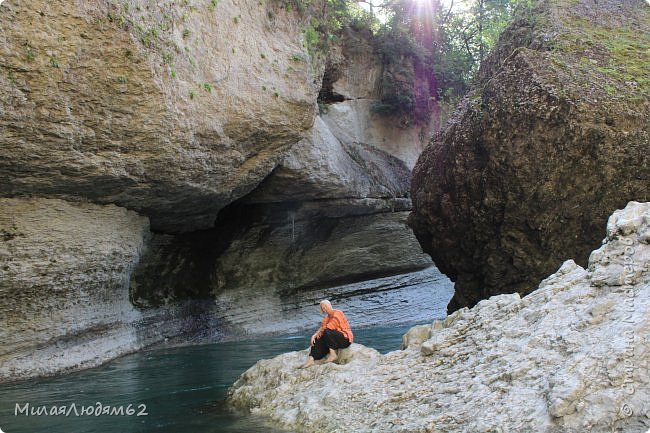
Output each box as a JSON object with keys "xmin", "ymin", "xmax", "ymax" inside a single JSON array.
[{"xmin": 434, "ymin": 0, "xmax": 525, "ymax": 95}]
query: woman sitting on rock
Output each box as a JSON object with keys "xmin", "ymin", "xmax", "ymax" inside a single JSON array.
[{"xmin": 299, "ymin": 300, "xmax": 353, "ymax": 369}]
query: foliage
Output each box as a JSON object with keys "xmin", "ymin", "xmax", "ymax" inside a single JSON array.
[
  {"xmin": 273, "ymin": 0, "xmax": 376, "ymax": 58},
  {"xmin": 270, "ymin": 0, "xmax": 523, "ymax": 121},
  {"xmin": 360, "ymin": 0, "xmax": 526, "ymax": 121},
  {"xmin": 24, "ymin": 42, "xmax": 35, "ymax": 61},
  {"xmin": 437, "ymin": 0, "xmax": 525, "ymax": 87}
]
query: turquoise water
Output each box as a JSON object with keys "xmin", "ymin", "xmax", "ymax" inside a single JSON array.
[{"xmin": 0, "ymin": 324, "xmax": 418, "ymax": 433}]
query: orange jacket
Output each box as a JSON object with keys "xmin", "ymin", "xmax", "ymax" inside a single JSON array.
[{"xmin": 320, "ymin": 309, "xmax": 353, "ymax": 343}]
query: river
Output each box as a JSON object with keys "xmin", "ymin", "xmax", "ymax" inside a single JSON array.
[{"xmin": 0, "ymin": 269, "xmax": 453, "ymax": 433}]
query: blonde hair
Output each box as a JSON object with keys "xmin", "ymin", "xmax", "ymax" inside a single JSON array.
[{"xmin": 319, "ymin": 300, "xmax": 332, "ymax": 309}]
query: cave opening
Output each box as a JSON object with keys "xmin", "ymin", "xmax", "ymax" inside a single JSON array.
[{"xmin": 317, "ymin": 62, "xmax": 346, "ymax": 104}]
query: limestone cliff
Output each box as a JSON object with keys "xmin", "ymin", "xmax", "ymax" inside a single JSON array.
[
  {"xmin": 129, "ymin": 28, "xmax": 437, "ymax": 322},
  {"xmin": 0, "ymin": 0, "xmax": 319, "ymax": 233},
  {"xmin": 320, "ymin": 28, "xmax": 434, "ymax": 169},
  {"xmin": 409, "ymin": 0, "xmax": 650, "ymax": 312},
  {"xmin": 228, "ymin": 201, "xmax": 650, "ymax": 433},
  {"xmin": 0, "ymin": 2, "xmax": 440, "ymax": 381},
  {"xmin": 0, "ymin": 198, "xmax": 205, "ymax": 380}
]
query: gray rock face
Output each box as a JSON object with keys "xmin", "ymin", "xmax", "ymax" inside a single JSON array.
[
  {"xmin": 321, "ymin": 100, "xmax": 429, "ymax": 170},
  {"xmin": 0, "ymin": 198, "xmax": 149, "ymax": 380},
  {"xmin": 409, "ymin": 0, "xmax": 650, "ymax": 312},
  {"xmin": 130, "ymin": 207, "xmax": 449, "ymax": 338},
  {"xmin": 325, "ymin": 29, "xmax": 382, "ymax": 101},
  {"xmin": 208, "ymin": 259, "xmax": 453, "ymax": 339},
  {"xmin": 228, "ymin": 201, "xmax": 650, "ymax": 433},
  {"xmin": 320, "ymin": 29, "xmax": 434, "ymax": 169},
  {"xmin": 130, "ymin": 30, "xmax": 437, "ymax": 310},
  {"xmin": 0, "ymin": 197, "xmax": 238, "ymax": 382},
  {"xmin": 0, "ymin": 0, "xmax": 318, "ymax": 233},
  {"xmin": 243, "ymin": 116, "xmax": 412, "ymax": 203},
  {"xmin": 211, "ymin": 210, "xmax": 431, "ymax": 295}
]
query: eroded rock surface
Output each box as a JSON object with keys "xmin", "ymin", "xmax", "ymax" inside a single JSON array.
[
  {"xmin": 228, "ymin": 201, "xmax": 650, "ymax": 433},
  {"xmin": 320, "ymin": 29, "xmax": 434, "ymax": 169},
  {"xmin": 409, "ymin": 0, "xmax": 650, "ymax": 311},
  {"xmin": 129, "ymin": 30, "xmax": 437, "ymax": 308},
  {"xmin": 0, "ymin": 0, "xmax": 319, "ymax": 232},
  {"xmin": 0, "ymin": 3, "xmax": 442, "ymax": 381},
  {"xmin": 0, "ymin": 198, "xmax": 149, "ymax": 380}
]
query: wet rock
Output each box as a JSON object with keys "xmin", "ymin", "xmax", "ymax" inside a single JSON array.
[
  {"xmin": 209, "ymin": 266, "xmax": 453, "ymax": 339},
  {"xmin": 228, "ymin": 201, "xmax": 650, "ymax": 433}
]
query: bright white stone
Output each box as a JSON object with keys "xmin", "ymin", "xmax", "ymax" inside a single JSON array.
[{"xmin": 228, "ymin": 202, "xmax": 650, "ymax": 433}]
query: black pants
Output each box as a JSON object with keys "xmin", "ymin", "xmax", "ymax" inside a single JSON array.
[{"xmin": 309, "ymin": 329, "xmax": 351, "ymax": 360}]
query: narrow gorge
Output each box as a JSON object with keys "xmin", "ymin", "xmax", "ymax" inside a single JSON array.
[
  {"xmin": 227, "ymin": 0, "xmax": 650, "ymax": 431},
  {"xmin": 1, "ymin": 0, "xmax": 649, "ymax": 432},
  {"xmin": 0, "ymin": 0, "xmax": 444, "ymax": 382}
]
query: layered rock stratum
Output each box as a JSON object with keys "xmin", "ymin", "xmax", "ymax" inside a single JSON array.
[
  {"xmin": 129, "ymin": 29, "xmax": 437, "ymax": 309},
  {"xmin": 0, "ymin": 198, "xmax": 177, "ymax": 379},
  {"xmin": 409, "ymin": 0, "xmax": 650, "ymax": 312},
  {"xmin": 228, "ymin": 201, "xmax": 650, "ymax": 433}
]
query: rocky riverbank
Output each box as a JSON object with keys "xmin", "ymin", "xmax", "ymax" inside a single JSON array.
[{"xmin": 228, "ymin": 201, "xmax": 650, "ymax": 433}]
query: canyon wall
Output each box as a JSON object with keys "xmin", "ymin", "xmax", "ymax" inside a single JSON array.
[
  {"xmin": 0, "ymin": 198, "xmax": 213, "ymax": 380},
  {"xmin": 130, "ymin": 29, "xmax": 438, "ymax": 335},
  {"xmin": 0, "ymin": 1, "xmax": 439, "ymax": 381},
  {"xmin": 409, "ymin": 0, "xmax": 650, "ymax": 312},
  {"xmin": 0, "ymin": 0, "xmax": 321, "ymax": 233}
]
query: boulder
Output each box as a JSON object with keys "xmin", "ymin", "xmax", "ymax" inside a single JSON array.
[
  {"xmin": 408, "ymin": 0, "xmax": 650, "ymax": 312},
  {"xmin": 228, "ymin": 343, "xmax": 381, "ymax": 410},
  {"xmin": 400, "ymin": 323, "xmax": 430, "ymax": 350},
  {"xmin": 336, "ymin": 343, "xmax": 380, "ymax": 365}
]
